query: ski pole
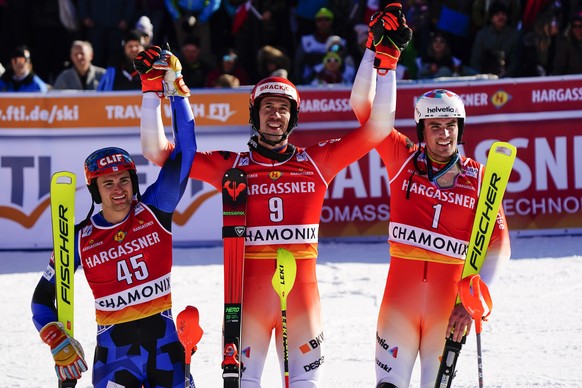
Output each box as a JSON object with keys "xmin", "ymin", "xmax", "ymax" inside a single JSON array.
[
  {"xmin": 177, "ymin": 306, "xmax": 204, "ymax": 388},
  {"xmin": 458, "ymin": 275, "xmax": 492, "ymax": 388},
  {"xmin": 272, "ymin": 248, "xmax": 297, "ymax": 388}
]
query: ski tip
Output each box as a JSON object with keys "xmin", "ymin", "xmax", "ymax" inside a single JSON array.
[
  {"xmin": 491, "ymin": 141, "xmax": 517, "ymax": 157},
  {"xmin": 51, "ymin": 171, "xmax": 76, "ymax": 186}
]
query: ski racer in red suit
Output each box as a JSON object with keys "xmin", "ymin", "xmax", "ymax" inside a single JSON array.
[
  {"xmin": 31, "ymin": 50, "xmax": 197, "ymax": 387},
  {"xmin": 139, "ymin": 6, "xmax": 412, "ymax": 386},
  {"xmin": 350, "ymin": 48, "xmax": 512, "ymax": 388}
]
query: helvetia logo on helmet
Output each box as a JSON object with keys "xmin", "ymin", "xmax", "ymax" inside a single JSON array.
[
  {"xmin": 426, "ymin": 106, "xmax": 456, "ymax": 114},
  {"xmin": 98, "ymin": 154, "xmax": 125, "ymax": 167}
]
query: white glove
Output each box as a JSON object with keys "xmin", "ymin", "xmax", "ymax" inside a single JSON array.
[{"xmin": 154, "ymin": 50, "xmax": 191, "ymax": 98}]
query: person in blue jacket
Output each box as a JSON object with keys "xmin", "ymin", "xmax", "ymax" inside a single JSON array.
[
  {"xmin": 0, "ymin": 46, "xmax": 48, "ymax": 92},
  {"xmin": 31, "ymin": 48, "xmax": 196, "ymax": 387}
]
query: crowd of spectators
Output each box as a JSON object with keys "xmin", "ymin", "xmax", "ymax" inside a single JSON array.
[{"xmin": 0, "ymin": 0, "xmax": 581, "ymax": 93}]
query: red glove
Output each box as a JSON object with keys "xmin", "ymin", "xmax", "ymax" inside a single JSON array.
[
  {"xmin": 134, "ymin": 46, "xmax": 165, "ymax": 96},
  {"xmin": 140, "ymin": 68, "xmax": 166, "ymax": 96},
  {"xmin": 134, "ymin": 46, "xmax": 162, "ymax": 75},
  {"xmin": 368, "ymin": 3, "xmax": 413, "ymax": 75},
  {"xmin": 40, "ymin": 322, "xmax": 88, "ymax": 381},
  {"xmin": 366, "ymin": 11, "xmax": 385, "ymax": 51}
]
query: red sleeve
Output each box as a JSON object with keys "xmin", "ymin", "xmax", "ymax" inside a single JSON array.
[
  {"xmin": 375, "ymin": 129, "xmax": 418, "ymax": 177},
  {"xmin": 189, "ymin": 150, "xmax": 239, "ymax": 189},
  {"xmin": 306, "ymin": 122, "xmax": 394, "ymax": 183}
]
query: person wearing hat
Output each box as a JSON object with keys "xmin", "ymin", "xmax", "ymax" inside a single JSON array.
[
  {"xmin": 294, "ymin": 7, "xmax": 350, "ymax": 84},
  {"xmin": 0, "ymin": 46, "xmax": 49, "ymax": 92},
  {"xmin": 311, "ymin": 51, "xmax": 346, "ymax": 85},
  {"xmin": 97, "ymin": 30, "xmax": 145, "ymax": 91},
  {"xmin": 31, "ymin": 49, "xmax": 197, "ymax": 386},
  {"xmin": 293, "ymin": 0, "xmax": 329, "ymax": 38},
  {"xmin": 551, "ymin": 10, "xmax": 582, "ymax": 75},
  {"xmin": 311, "ymin": 35, "xmax": 357, "ymax": 84},
  {"xmin": 135, "ymin": 15, "xmax": 155, "ymax": 48}
]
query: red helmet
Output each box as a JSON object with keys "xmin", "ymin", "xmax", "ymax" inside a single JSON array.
[
  {"xmin": 249, "ymin": 77, "xmax": 300, "ymax": 144},
  {"xmin": 84, "ymin": 147, "xmax": 138, "ymax": 204}
]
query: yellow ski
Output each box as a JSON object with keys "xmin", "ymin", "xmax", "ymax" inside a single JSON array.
[{"xmin": 50, "ymin": 171, "xmax": 76, "ymax": 337}]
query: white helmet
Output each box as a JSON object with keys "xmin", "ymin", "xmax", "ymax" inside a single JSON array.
[{"xmin": 414, "ymin": 89, "xmax": 466, "ymax": 142}]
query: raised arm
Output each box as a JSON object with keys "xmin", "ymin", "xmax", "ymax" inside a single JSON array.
[
  {"xmin": 135, "ymin": 47, "xmax": 196, "ymax": 213},
  {"xmin": 312, "ymin": 5, "xmax": 412, "ymax": 180},
  {"xmin": 134, "ymin": 46, "xmax": 190, "ymax": 166},
  {"xmin": 350, "ymin": 4, "xmax": 412, "ymax": 126},
  {"xmin": 141, "ymin": 94, "xmax": 174, "ymax": 166},
  {"xmin": 350, "ymin": 49, "xmax": 376, "ymax": 126}
]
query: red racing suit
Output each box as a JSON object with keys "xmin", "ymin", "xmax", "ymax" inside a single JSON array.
[
  {"xmin": 349, "ymin": 52, "xmax": 511, "ymax": 387},
  {"xmin": 373, "ymin": 130, "xmax": 511, "ymax": 387},
  {"xmin": 140, "ymin": 69, "xmax": 396, "ymax": 387}
]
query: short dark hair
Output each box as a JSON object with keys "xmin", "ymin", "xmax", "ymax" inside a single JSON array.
[
  {"xmin": 182, "ymin": 35, "xmax": 201, "ymax": 47},
  {"xmin": 489, "ymin": 2, "xmax": 509, "ymax": 17},
  {"xmin": 11, "ymin": 45, "xmax": 31, "ymax": 60},
  {"xmin": 122, "ymin": 29, "xmax": 144, "ymax": 46}
]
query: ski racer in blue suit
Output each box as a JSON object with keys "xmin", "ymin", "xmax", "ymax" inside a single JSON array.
[{"xmin": 31, "ymin": 48, "xmax": 196, "ymax": 387}]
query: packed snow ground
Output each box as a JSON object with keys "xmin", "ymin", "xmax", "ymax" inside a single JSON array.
[{"xmin": 1, "ymin": 235, "xmax": 581, "ymax": 387}]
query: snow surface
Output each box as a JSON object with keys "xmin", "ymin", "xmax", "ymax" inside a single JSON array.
[{"xmin": 1, "ymin": 235, "xmax": 581, "ymax": 387}]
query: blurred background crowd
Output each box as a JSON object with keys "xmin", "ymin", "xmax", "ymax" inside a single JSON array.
[{"xmin": 0, "ymin": 0, "xmax": 581, "ymax": 93}]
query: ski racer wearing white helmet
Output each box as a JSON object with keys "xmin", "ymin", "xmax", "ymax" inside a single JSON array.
[{"xmin": 351, "ymin": 79, "xmax": 511, "ymax": 387}]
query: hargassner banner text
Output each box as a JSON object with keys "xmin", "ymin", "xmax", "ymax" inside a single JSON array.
[{"xmin": 1, "ymin": 75, "xmax": 581, "ymax": 249}]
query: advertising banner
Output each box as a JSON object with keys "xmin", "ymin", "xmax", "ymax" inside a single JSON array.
[{"xmin": 1, "ymin": 75, "xmax": 581, "ymax": 249}]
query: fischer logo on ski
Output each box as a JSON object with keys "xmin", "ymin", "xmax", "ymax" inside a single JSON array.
[
  {"xmin": 468, "ymin": 172, "xmax": 502, "ymax": 271},
  {"xmin": 51, "ymin": 171, "xmax": 78, "ymax": 388},
  {"xmin": 51, "ymin": 171, "xmax": 77, "ymax": 337},
  {"xmin": 434, "ymin": 142, "xmax": 517, "ymax": 388},
  {"xmin": 462, "ymin": 142, "xmax": 516, "ymax": 278}
]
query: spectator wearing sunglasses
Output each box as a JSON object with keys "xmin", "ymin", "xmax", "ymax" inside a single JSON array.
[
  {"xmin": 310, "ymin": 35, "xmax": 356, "ymax": 85},
  {"xmin": 206, "ymin": 47, "xmax": 250, "ymax": 87},
  {"xmin": 311, "ymin": 51, "xmax": 347, "ymax": 86},
  {"xmin": 294, "ymin": 7, "xmax": 348, "ymax": 84}
]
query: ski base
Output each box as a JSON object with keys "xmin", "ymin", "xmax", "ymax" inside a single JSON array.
[{"xmin": 221, "ymin": 168, "xmax": 248, "ymax": 388}]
